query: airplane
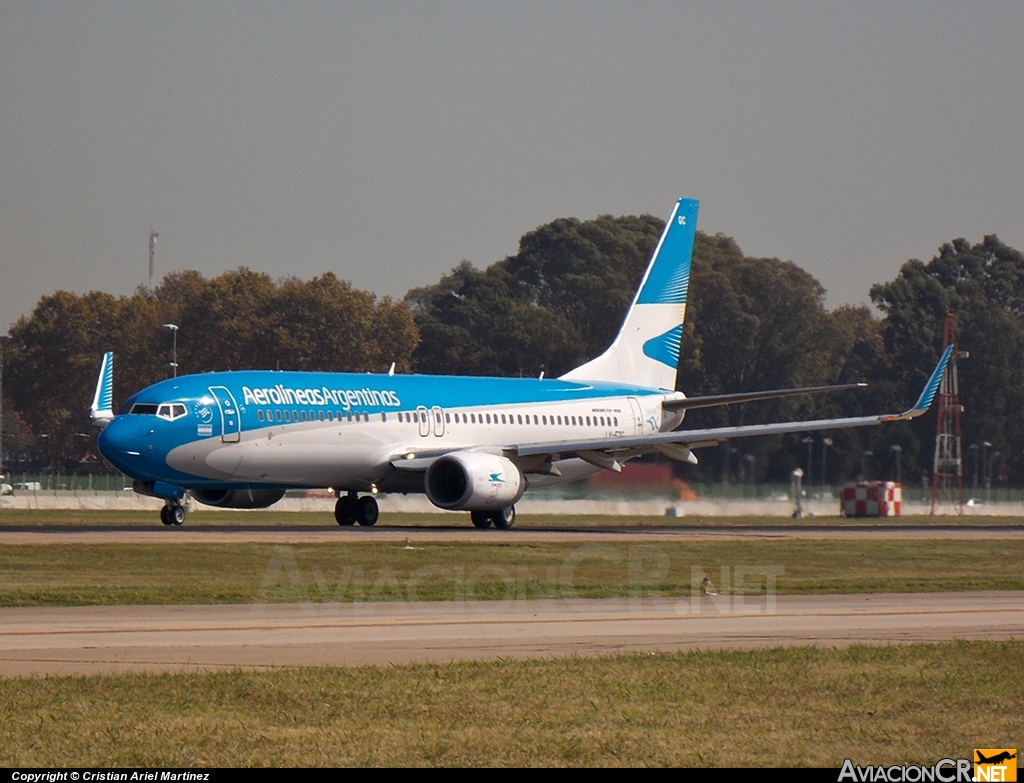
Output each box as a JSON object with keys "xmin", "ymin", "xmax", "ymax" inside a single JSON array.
[
  {"xmin": 976, "ymin": 752, "xmax": 1016, "ymax": 765},
  {"xmin": 91, "ymin": 197, "xmax": 952, "ymax": 528}
]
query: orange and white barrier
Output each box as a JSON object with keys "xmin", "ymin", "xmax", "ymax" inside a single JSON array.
[{"xmin": 841, "ymin": 481, "xmax": 902, "ymax": 517}]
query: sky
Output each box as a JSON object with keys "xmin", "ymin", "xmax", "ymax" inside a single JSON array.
[{"xmin": 2, "ymin": 1, "xmax": 1022, "ymax": 333}]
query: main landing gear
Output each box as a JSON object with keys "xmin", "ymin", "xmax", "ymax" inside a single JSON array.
[
  {"xmin": 334, "ymin": 492, "xmax": 379, "ymax": 527},
  {"xmin": 470, "ymin": 505, "xmax": 516, "ymax": 530},
  {"xmin": 160, "ymin": 501, "xmax": 185, "ymax": 526}
]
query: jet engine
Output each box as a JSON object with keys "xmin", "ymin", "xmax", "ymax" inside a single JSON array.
[
  {"xmin": 425, "ymin": 452, "xmax": 525, "ymax": 511},
  {"xmin": 190, "ymin": 488, "xmax": 286, "ymax": 509}
]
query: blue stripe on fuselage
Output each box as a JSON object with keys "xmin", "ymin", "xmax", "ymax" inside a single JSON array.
[{"xmin": 123, "ymin": 371, "xmax": 665, "ymax": 414}]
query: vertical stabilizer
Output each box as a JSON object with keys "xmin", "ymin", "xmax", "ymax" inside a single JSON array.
[
  {"xmin": 90, "ymin": 351, "xmax": 114, "ymax": 427},
  {"xmin": 560, "ymin": 197, "xmax": 698, "ymax": 389}
]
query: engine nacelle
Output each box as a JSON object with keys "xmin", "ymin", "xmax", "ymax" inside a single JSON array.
[
  {"xmin": 190, "ymin": 488, "xmax": 286, "ymax": 509},
  {"xmin": 425, "ymin": 452, "xmax": 525, "ymax": 511}
]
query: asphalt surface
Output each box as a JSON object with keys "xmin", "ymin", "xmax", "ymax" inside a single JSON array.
[
  {"xmin": 2, "ymin": 592, "xmax": 1022, "ymax": 677},
  {"xmin": 2, "ymin": 521, "xmax": 1023, "ymax": 543},
  {"xmin": 2, "ymin": 520, "xmax": 1021, "ymax": 677}
]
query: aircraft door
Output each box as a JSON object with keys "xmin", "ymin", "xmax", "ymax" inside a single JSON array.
[
  {"xmin": 432, "ymin": 406, "xmax": 445, "ymax": 437},
  {"xmin": 417, "ymin": 405, "xmax": 430, "ymax": 437},
  {"xmin": 627, "ymin": 397, "xmax": 644, "ymax": 435},
  {"xmin": 209, "ymin": 386, "xmax": 241, "ymax": 443}
]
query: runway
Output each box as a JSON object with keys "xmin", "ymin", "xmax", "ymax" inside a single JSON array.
[
  {"xmin": 2, "ymin": 522, "xmax": 1023, "ymax": 544},
  {"xmin": 2, "ymin": 592, "xmax": 1021, "ymax": 677}
]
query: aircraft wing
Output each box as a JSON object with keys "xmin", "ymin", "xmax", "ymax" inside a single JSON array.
[{"xmin": 515, "ymin": 345, "xmax": 952, "ymax": 468}]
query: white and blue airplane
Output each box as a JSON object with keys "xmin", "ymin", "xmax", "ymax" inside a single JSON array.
[{"xmin": 91, "ymin": 198, "xmax": 951, "ymax": 528}]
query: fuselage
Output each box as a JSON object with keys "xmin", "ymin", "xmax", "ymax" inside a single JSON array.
[{"xmin": 97, "ymin": 370, "xmax": 684, "ymax": 495}]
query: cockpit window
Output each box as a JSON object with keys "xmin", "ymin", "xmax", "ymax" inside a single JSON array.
[
  {"xmin": 156, "ymin": 404, "xmax": 188, "ymax": 422},
  {"xmin": 129, "ymin": 403, "xmax": 187, "ymax": 421}
]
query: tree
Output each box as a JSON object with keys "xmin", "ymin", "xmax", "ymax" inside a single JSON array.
[
  {"xmin": 407, "ymin": 261, "xmax": 584, "ymax": 377},
  {"xmin": 871, "ymin": 235, "xmax": 1024, "ymax": 486},
  {"xmin": 5, "ymin": 269, "xmax": 420, "ymax": 471}
]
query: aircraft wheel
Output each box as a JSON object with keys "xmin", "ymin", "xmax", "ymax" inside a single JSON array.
[
  {"xmin": 161, "ymin": 503, "xmax": 185, "ymax": 526},
  {"xmin": 470, "ymin": 510, "xmax": 492, "ymax": 529},
  {"xmin": 492, "ymin": 505, "xmax": 516, "ymax": 530},
  {"xmin": 334, "ymin": 495, "xmax": 356, "ymax": 526},
  {"xmin": 355, "ymin": 495, "xmax": 379, "ymax": 526}
]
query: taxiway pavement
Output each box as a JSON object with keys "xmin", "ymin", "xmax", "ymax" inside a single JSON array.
[{"xmin": 2, "ymin": 592, "xmax": 1021, "ymax": 677}]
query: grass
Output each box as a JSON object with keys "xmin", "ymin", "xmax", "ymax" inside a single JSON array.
[
  {"xmin": 1, "ymin": 508, "xmax": 1022, "ymax": 527},
  {"xmin": 1, "ymin": 641, "xmax": 1021, "ymax": 766},
  {"xmin": 0, "ymin": 539, "xmax": 1022, "ymax": 606}
]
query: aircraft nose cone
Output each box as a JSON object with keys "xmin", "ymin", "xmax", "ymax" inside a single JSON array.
[{"xmin": 97, "ymin": 417, "xmax": 150, "ymax": 476}]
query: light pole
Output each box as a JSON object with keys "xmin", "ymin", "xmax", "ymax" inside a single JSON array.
[
  {"xmin": 889, "ymin": 444, "xmax": 903, "ymax": 485},
  {"xmin": 987, "ymin": 451, "xmax": 1000, "ymax": 503},
  {"xmin": 792, "ymin": 468, "xmax": 805, "ymax": 518},
  {"xmin": 802, "ymin": 436, "xmax": 814, "ymax": 494},
  {"xmin": 860, "ymin": 450, "xmax": 873, "ymax": 481},
  {"xmin": 969, "ymin": 443, "xmax": 980, "ymax": 497},
  {"xmin": 162, "ymin": 323, "xmax": 179, "ymax": 377},
  {"xmin": 821, "ymin": 437, "xmax": 833, "ymax": 494},
  {"xmin": 982, "ymin": 441, "xmax": 992, "ymax": 501}
]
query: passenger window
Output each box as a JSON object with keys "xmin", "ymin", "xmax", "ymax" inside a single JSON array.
[
  {"xmin": 445, "ymin": 413, "xmax": 451, "ymax": 423},
  {"xmin": 501, "ymin": 414, "xmax": 506, "ymax": 424},
  {"xmin": 275, "ymin": 410, "xmax": 282, "ymax": 422},
  {"xmin": 586, "ymin": 416, "xmax": 591, "ymax": 426},
  {"xmin": 382, "ymin": 413, "xmax": 387, "ymax": 422},
  {"xmin": 257, "ymin": 410, "xmax": 265, "ymax": 422}
]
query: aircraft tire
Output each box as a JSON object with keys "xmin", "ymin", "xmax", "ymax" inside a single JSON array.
[
  {"xmin": 492, "ymin": 505, "xmax": 516, "ymax": 530},
  {"xmin": 355, "ymin": 496, "xmax": 379, "ymax": 526},
  {"xmin": 160, "ymin": 506, "xmax": 174, "ymax": 526},
  {"xmin": 170, "ymin": 504, "xmax": 185, "ymax": 526},
  {"xmin": 334, "ymin": 496, "xmax": 356, "ymax": 526},
  {"xmin": 470, "ymin": 510, "xmax": 492, "ymax": 529}
]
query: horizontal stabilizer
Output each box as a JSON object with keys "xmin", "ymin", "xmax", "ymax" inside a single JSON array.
[{"xmin": 663, "ymin": 382, "xmax": 867, "ymax": 412}]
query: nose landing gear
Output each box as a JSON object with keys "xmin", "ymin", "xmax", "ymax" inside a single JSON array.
[{"xmin": 334, "ymin": 492, "xmax": 379, "ymax": 526}]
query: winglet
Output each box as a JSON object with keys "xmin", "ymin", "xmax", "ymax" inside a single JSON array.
[
  {"xmin": 898, "ymin": 344, "xmax": 954, "ymax": 420},
  {"xmin": 90, "ymin": 351, "xmax": 114, "ymax": 428}
]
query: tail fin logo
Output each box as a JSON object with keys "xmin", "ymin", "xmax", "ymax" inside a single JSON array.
[{"xmin": 642, "ymin": 325, "xmax": 683, "ymax": 369}]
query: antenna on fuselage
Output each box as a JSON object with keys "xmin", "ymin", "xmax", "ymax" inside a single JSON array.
[{"xmin": 388, "ymin": 362, "xmax": 396, "ymax": 376}]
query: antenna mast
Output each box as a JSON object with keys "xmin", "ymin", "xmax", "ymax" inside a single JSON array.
[
  {"xmin": 930, "ymin": 313, "xmax": 964, "ymax": 514},
  {"xmin": 148, "ymin": 227, "xmax": 159, "ymax": 289}
]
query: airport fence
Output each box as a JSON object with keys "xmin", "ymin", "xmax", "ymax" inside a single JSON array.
[{"xmin": 4, "ymin": 472, "xmax": 1024, "ymax": 508}]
